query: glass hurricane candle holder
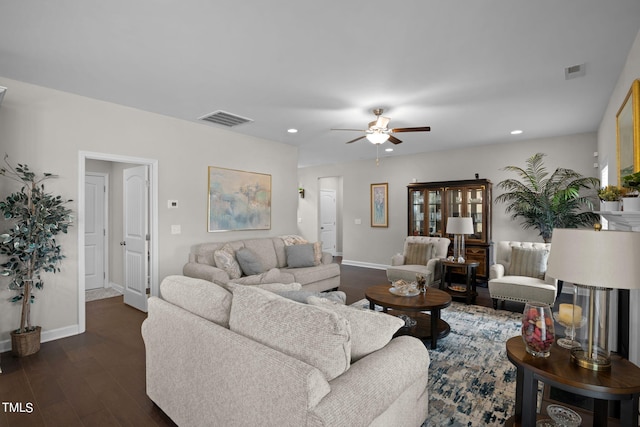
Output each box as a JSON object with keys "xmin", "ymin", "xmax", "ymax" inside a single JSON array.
[{"xmin": 522, "ymin": 302, "xmax": 555, "ymax": 357}]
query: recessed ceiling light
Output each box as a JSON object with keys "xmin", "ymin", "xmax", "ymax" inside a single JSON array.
[
  {"xmin": 385, "ymin": 148, "xmax": 393, "ymax": 152},
  {"xmin": 287, "ymin": 128, "xmax": 298, "ymax": 133},
  {"xmin": 510, "ymin": 130, "xmax": 523, "ymax": 135}
]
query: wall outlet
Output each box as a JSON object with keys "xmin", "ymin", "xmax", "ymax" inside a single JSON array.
[
  {"xmin": 355, "ymin": 218, "xmax": 362, "ymax": 225},
  {"xmin": 168, "ymin": 200, "xmax": 179, "ymax": 209},
  {"xmin": 171, "ymin": 225, "xmax": 181, "ymax": 234}
]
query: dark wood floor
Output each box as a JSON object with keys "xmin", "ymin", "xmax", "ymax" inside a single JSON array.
[{"xmin": 0, "ymin": 262, "xmax": 543, "ymax": 426}]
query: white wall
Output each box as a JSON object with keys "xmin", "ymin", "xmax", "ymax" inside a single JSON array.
[
  {"xmin": 597, "ymin": 28, "xmax": 640, "ymax": 182},
  {"xmin": 298, "ymin": 133, "xmax": 598, "ymax": 267},
  {"xmin": 0, "ymin": 76, "xmax": 299, "ymax": 348}
]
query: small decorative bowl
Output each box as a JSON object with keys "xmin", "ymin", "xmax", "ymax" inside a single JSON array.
[{"xmin": 546, "ymin": 404, "xmax": 582, "ymax": 427}]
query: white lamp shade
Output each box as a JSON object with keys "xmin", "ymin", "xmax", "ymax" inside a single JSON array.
[
  {"xmin": 446, "ymin": 217, "xmax": 474, "ymax": 235},
  {"xmin": 546, "ymin": 228, "xmax": 640, "ymax": 290},
  {"xmin": 366, "ymin": 133, "xmax": 390, "ymax": 144}
]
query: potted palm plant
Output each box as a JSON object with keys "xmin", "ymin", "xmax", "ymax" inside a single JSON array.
[
  {"xmin": 621, "ymin": 171, "xmax": 640, "ymax": 211},
  {"xmin": 0, "ymin": 155, "xmax": 73, "ymax": 356},
  {"xmin": 496, "ymin": 153, "xmax": 600, "ymax": 243},
  {"xmin": 598, "ymin": 185, "xmax": 625, "ymax": 211}
]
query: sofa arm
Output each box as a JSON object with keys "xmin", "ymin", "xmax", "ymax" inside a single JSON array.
[
  {"xmin": 321, "ymin": 251, "xmax": 334, "ymax": 265},
  {"xmin": 183, "ymin": 262, "xmax": 229, "ymax": 284},
  {"xmin": 390, "ymin": 253, "xmax": 405, "ymax": 266},
  {"xmin": 489, "ymin": 263, "xmax": 505, "ymax": 280},
  {"xmin": 143, "ymin": 298, "xmax": 331, "ymax": 427},
  {"xmin": 309, "ymin": 336, "xmax": 429, "ymax": 427}
]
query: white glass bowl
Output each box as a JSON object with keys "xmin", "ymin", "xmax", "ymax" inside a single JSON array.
[{"xmin": 546, "ymin": 404, "xmax": 582, "ymax": 427}]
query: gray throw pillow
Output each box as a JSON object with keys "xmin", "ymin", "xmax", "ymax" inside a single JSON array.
[
  {"xmin": 285, "ymin": 243, "xmax": 315, "ymax": 268},
  {"xmin": 275, "ymin": 290, "xmax": 347, "ymax": 305},
  {"xmin": 235, "ymin": 247, "xmax": 265, "ymax": 276}
]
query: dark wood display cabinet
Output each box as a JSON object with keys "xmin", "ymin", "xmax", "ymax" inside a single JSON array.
[{"xmin": 407, "ymin": 179, "xmax": 493, "ymax": 280}]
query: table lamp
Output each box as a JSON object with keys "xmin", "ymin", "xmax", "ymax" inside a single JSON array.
[
  {"xmin": 446, "ymin": 217, "xmax": 474, "ymax": 263},
  {"xmin": 546, "ymin": 227, "xmax": 640, "ymax": 371}
]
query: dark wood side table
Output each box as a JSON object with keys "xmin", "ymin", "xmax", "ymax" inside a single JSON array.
[
  {"xmin": 365, "ymin": 284, "xmax": 451, "ymax": 349},
  {"xmin": 439, "ymin": 260, "xmax": 479, "ymax": 304},
  {"xmin": 505, "ymin": 336, "xmax": 640, "ymax": 427}
]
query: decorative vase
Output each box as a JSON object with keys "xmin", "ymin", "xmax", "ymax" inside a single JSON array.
[
  {"xmin": 622, "ymin": 197, "xmax": 640, "ymax": 212},
  {"xmin": 600, "ymin": 200, "xmax": 621, "ymax": 212},
  {"xmin": 522, "ymin": 302, "xmax": 555, "ymax": 357},
  {"xmin": 10, "ymin": 326, "xmax": 41, "ymax": 357}
]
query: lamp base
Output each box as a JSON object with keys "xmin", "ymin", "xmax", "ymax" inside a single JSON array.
[{"xmin": 570, "ymin": 348, "xmax": 611, "ymax": 371}]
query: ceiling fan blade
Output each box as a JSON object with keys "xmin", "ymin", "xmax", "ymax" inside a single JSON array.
[
  {"xmin": 388, "ymin": 135, "xmax": 403, "ymax": 144},
  {"xmin": 345, "ymin": 135, "xmax": 366, "ymax": 144},
  {"xmin": 331, "ymin": 128, "xmax": 367, "ymax": 132},
  {"xmin": 391, "ymin": 126, "xmax": 431, "ymax": 133}
]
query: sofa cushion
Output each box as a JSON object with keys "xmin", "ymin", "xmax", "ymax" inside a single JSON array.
[
  {"xmin": 229, "ymin": 285, "xmax": 351, "ymax": 381},
  {"xmin": 214, "ymin": 244, "xmax": 242, "ymax": 279},
  {"xmin": 236, "ymin": 247, "xmax": 265, "ymax": 276},
  {"xmin": 281, "ymin": 263, "xmax": 340, "ymax": 286},
  {"xmin": 243, "ymin": 239, "xmax": 279, "ymax": 270},
  {"xmin": 308, "ymin": 296, "xmax": 404, "ymax": 361},
  {"xmin": 286, "ymin": 243, "xmax": 316, "ymax": 268},
  {"xmin": 225, "ymin": 281, "xmax": 302, "ymax": 293},
  {"xmin": 227, "ymin": 267, "xmax": 293, "ymax": 286},
  {"xmin": 404, "ymin": 242, "xmax": 434, "ymax": 265},
  {"xmin": 160, "ymin": 275, "xmax": 232, "ymax": 328},
  {"xmin": 507, "ymin": 247, "xmax": 549, "ymax": 279},
  {"xmin": 275, "ymin": 290, "xmax": 346, "ymax": 304}
]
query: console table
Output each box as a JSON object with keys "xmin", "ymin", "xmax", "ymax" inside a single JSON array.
[{"xmin": 505, "ymin": 336, "xmax": 640, "ymax": 426}]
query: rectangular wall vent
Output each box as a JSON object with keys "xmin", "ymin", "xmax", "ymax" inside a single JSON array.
[
  {"xmin": 199, "ymin": 110, "xmax": 253, "ymax": 127},
  {"xmin": 565, "ymin": 63, "xmax": 586, "ymax": 80}
]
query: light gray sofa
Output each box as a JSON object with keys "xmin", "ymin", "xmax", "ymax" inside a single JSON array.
[
  {"xmin": 183, "ymin": 236, "xmax": 340, "ymax": 292},
  {"xmin": 142, "ymin": 275, "xmax": 431, "ymax": 427}
]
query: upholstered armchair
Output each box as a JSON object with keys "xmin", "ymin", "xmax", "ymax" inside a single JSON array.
[
  {"xmin": 386, "ymin": 236, "xmax": 451, "ymax": 286},
  {"xmin": 488, "ymin": 241, "xmax": 557, "ymax": 309}
]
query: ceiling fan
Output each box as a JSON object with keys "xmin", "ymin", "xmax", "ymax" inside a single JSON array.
[{"xmin": 332, "ymin": 108, "xmax": 431, "ymax": 145}]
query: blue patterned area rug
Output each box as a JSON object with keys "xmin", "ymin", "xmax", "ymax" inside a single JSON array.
[{"xmin": 352, "ymin": 300, "xmax": 522, "ymax": 426}]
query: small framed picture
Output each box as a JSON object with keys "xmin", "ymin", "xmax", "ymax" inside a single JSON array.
[{"xmin": 371, "ymin": 183, "xmax": 388, "ymax": 227}]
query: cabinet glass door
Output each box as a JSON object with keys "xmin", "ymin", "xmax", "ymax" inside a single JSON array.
[
  {"xmin": 409, "ymin": 190, "xmax": 425, "ymax": 235},
  {"xmin": 447, "ymin": 188, "xmax": 463, "ymax": 219},
  {"xmin": 466, "ymin": 186, "xmax": 484, "ymax": 242},
  {"xmin": 427, "ymin": 189, "xmax": 443, "ymax": 236}
]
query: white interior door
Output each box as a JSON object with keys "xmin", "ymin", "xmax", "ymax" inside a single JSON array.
[
  {"xmin": 84, "ymin": 174, "xmax": 106, "ymax": 290},
  {"xmin": 320, "ymin": 189, "xmax": 337, "ymax": 256},
  {"xmin": 123, "ymin": 165, "xmax": 149, "ymax": 312}
]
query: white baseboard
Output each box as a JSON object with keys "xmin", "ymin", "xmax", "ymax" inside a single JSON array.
[
  {"xmin": 109, "ymin": 282, "xmax": 124, "ymax": 293},
  {"xmin": 341, "ymin": 259, "xmax": 389, "ymax": 270},
  {"xmin": 0, "ymin": 324, "xmax": 81, "ymax": 353}
]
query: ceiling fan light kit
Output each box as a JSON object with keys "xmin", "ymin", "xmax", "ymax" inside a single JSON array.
[{"xmin": 333, "ymin": 108, "xmax": 431, "ymax": 145}]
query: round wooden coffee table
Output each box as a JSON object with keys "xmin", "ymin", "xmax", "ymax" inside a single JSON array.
[{"xmin": 365, "ymin": 284, "xmax": 452, "ymax": 349}]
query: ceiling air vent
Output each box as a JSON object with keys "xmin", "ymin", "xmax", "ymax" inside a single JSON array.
[
  {"xmin": 565, "ymin": 63, "xmax": 586, "ymax": 80},
  {"xmin": 198, "ymin": 110, "xmax": 253, "ymax": 127}
]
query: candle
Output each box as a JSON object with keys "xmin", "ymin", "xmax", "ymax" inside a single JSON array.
[{"xmin": 558, "ymin": 303, "xmax": 582, "ymax": 325}]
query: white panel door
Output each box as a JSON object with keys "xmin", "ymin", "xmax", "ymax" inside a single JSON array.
[
  {"xmin": 123, "ymin": 165, "xmax": 148, "ymax": 312},
  {"xmin": 320, "ymin": 189, "xmax": 336, "ymax": 256},
  {"xmin": 84, "ymin": 174, "xmax": 105, "ymax": 290}
]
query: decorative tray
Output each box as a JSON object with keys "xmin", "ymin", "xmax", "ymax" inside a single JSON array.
[{"xmin": 389, "ymin": 287, "xmax": 420, "ymax": 297}]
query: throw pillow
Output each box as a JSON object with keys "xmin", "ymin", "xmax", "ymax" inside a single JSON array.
[
  {"xmin": 280, "ymin": 234, "xmax": 308, "ymax": 246},
  {"xmin": 285, "ymin": 243, "xmax": 316, "ymax": 268},
  {"xmin": 235, "ymin": 247, "xmax": 265, "ymax": 276},
  {"xmin": 312, "ymin": 241, "xmax": 323, "ymax": 265},
  {"xmin": 160, "ymin": 275, "xmax": 232, "ymax": 328},
  {"xmin": 508, "ymin": 246, "xmax": 550, "ymax": 279},
  {"xmin": 213, "ymin": 244, "xmax": 242, "ymax": 279},
  {"xmin": 307, "ymin": 296, "xmax": 405, "ymax": 361},
  {"xmin": 275, "ymin": 290, "xmax": 346, "ymax": 304},
  {"xmin": 404, "ymin": 242, "xmax": 434, "ymax": 265},
  {"xmin": 229, "ymin": 285, "xmax": 351, "ymax": 381}
]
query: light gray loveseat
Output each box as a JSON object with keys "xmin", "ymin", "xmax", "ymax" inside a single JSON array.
[
  {"xmin": 183, "ymin": 236, "xmax": 340, "ymax": 292},
  {"xmin": 142, "ymin": 275, "xmax": 431, "ymax": 427}
]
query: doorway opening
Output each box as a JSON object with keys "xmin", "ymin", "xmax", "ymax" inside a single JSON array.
[{"xmin": 77, "ymin": 151, "xmax": 159, "ymax": 334}]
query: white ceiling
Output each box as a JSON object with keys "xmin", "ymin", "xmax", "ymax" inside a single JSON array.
[{"xmin": 1, "ymin": 1, "xmax": 639, "ymax": 167}]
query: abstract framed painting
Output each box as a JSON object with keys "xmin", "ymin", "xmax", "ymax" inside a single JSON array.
[
  {"xmin": 207, "ymin": 166, "xmax": 271, "ymax": 232},
  {"xmin": 371, "ymin": 183, "xmax": 388, "ymax": 227}
]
